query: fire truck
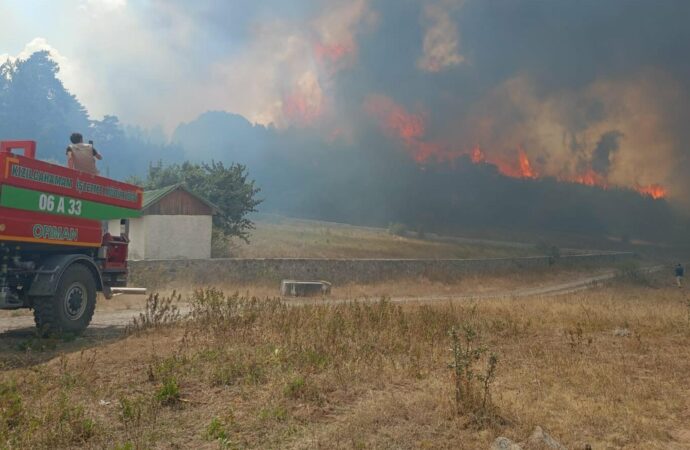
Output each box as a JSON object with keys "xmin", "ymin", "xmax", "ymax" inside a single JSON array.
[{"xmin": 0, "ymin": 140, "xmax": 144, "ymax": 334}]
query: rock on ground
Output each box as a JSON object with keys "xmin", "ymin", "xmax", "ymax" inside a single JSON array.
[
  {"xmin": 491, "ymin": 437, "xmax": 523, "ymax": 450},
  {"xmin": 527, "ymin": 426, "xmax": 567, "ymax": 449}
]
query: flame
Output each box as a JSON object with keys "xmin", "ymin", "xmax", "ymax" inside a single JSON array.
[
  {"xmin": 485, "ymin": 147, "xmax": 538, "ymax": 179},
  {"xmin": 283, "ymin": 92, "xmax": 321, "ymax": 125},
  {"xmin": 364, "ymin": 97, "xmax": 667, "ymax": 200},
  {"xmin": 518, "ymin": 147, "xmax": 537, "ymax": 179},
  {"xmin": 282, "ymin": 72, "xmax": 324, "ymax": 126},
  {"xmin": 364, "ymin": 95, "xmax": 442, "ymax": 162},
  {"xmin": 559, "ymin": 168, "xmax": 609, "ymax": 189},
  {"xmin": 471, "ymin": 146, "xmax": 485, "ymax": 163},
  {"xmin": 636, "ymin": 183, "xmax": 667, "ymax": 199}
]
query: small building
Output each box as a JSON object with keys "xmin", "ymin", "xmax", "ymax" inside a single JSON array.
[{"xmin": 109, "ymin": 184, "xmax": 218, "ymax": 260}]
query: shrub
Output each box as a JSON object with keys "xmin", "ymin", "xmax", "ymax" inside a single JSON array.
[
  {"xmin": 448, "ymin": 324, "xmax": 500, "ymax": 427},
  {"xmin": 126, "ymin": 292, "xmax": 182, "ymax": 334},
  {"xmin": 205, "ymin": 416, "xmax": 229, "ymax": 441},
  {"xmin": 156, "ymin": 378, "xmax": 181, "ymax": 406}
]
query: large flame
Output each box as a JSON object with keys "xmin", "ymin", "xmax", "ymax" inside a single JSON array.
[
  {"xmin": 636, "ymin": 183, "xmax": 667, "ymax": 199},
  {"xmin": 364, "ymin": 94, "xmax": 440, "ymax": 162},
  {"xmin": 364, "ymin": 95, "xmax": 667, "ymax": 199}
]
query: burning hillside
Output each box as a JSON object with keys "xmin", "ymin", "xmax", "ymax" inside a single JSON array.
[{"xmin": 364, "ymin": 93, "xmax": 669, "ymax": 200}]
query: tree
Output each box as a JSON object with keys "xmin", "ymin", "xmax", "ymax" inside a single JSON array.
[
  {"xmin": 0, "ymin": 51, "xmax": 90, "ymax": 160},
  {"xmin": 143, "ymin": 161, "xmax": 262, "ymax": 242}
]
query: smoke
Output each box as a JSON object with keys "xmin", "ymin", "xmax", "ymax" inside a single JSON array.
[
  {"xmin": 3, "ymin": 0, "xmax": 690, "ymax": 207},
  {"xmin": 450, "ymin": 71, "xmax": 685, "ymax": 196},
  {"xmin": 418, "ymin": 0, "xmax": 465, "ymax": 72},
  {"xmin": 591, "ymin": 131, "xmax": 623, "ymax": 175}
]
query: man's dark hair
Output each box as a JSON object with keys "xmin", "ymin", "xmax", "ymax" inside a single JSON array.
[{"xmin": 70, "ymin": 133, "xmax": 83, "ymax": 144}]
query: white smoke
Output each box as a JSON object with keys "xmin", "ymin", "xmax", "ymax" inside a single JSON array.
[{"xmin": 418, "ymin": 0, "xmax": 465, "ymax": 73}]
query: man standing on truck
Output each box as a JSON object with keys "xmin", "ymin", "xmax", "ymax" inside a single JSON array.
[
  {"xmin": 675, "ymin": 263, "xmax": 684, "ymax": 288},
  {"xmin": 66, "ymin": 132, "xmax": 102, "ymax": 175}
]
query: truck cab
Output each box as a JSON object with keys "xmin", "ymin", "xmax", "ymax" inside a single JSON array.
[{"xmin": 0, "ymin": 140, "xmax": 144, "ymax": 334}]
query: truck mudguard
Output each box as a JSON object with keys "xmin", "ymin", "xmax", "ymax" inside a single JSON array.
[{"xmin": 27, "ymin": 254, "xmax": 107, "ymax": 298}]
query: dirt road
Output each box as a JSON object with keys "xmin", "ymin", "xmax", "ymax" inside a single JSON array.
[{"xmin": 0, "ymin": 267, "xmax": 658, "ymax": 335}]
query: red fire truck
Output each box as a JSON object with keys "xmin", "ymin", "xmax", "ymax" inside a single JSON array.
[{"xmin": 0, "ymin": 141, "xmax": 144, "ymax": 334}]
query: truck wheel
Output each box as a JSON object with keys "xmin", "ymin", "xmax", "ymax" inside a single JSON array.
[{"xmin": 33, "ymin": 264, "xmax": 97, "ymax": 335}]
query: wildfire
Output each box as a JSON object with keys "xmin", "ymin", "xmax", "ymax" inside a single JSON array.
[
  {"xmin": 518, "ymin": 147, "xmax": 537, "ymax": 179},
  {"xmin": 464, "ymin": 145, "xmax": 666, "ymax": 200},
  {"xmin": 363, "ymin": 96, "xmax": 667, "ymax": 200},
  {"xmin": 283, "ymin": 92, "xmax": 321, "ymax": 125},
  {"xmin": 565, "ymin": 168, "xmax": 608, "ymax": 189},
  {"xmin": 471, "ymin": 146, "xmax": 485, "ymax": 163},
  {"xmin": 485, "ymin": 147, "xmax": 538, "ymax": 179},
  {"xmin": 636, "ymin": 183, "xmax": 667, "ymax": 199},
  {"xmin": 282, "ymin": 72, "xmax": 324, "ymax": 126},
  {"xmin": 364, "ymin": 95, "xmax": 443, "ymax": 162}
]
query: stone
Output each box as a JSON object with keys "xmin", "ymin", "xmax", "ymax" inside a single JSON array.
[
  {"xmin": 527, "ymin": 426, "xmax": 567, "ymax": 450},
  {"xmin": 280, "ymin": 280, "xmax": 332, "ymax": 297},
  {"xmin": 491, "ymin": 437, "xmax": 523, "ymax": 450}
]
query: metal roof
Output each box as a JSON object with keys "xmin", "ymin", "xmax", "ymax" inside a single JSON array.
[{"xmin": 142, "ymin": 183, "xmax": 220, "ymax": 214}]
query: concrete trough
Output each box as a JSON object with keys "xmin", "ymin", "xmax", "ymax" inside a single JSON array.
[{"xmin": 281, "ymin": 280, "xmax": 332, "ymax": 297}]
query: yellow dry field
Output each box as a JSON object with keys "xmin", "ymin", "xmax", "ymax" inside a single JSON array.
[
  {"xmin": 231, "ymin": 217, "xmax": 537, "ymax": 259},
  {"xmin": 1, "ymin": 275, "xmax": 689, "ymax": 449}
]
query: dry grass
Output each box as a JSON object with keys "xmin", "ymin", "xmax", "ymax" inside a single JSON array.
[
  {"xmin": 231, "ymin": 217, "xmax": 538, "ymax": 259},
  {"xmin": 1, "ymin": 276, "xmax": 689, "ymax": 449},
  {"xmin": 104, "ymin": 265, "xmax": 613, "ymax": 309}
]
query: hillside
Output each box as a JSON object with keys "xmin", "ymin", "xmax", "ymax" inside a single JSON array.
[{"xmin": 231, "ymin": 215, "xmax": 541, "ymax": 259}]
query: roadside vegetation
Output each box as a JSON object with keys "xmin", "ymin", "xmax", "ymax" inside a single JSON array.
[{"xmin": 1, "ymin": 273, "xmax": 689, "ymax": 449}]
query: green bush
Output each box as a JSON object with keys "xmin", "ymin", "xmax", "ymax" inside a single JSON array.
[{"xmin": 156, "ymin": 378, "xmax": 181, "ymax": 406}]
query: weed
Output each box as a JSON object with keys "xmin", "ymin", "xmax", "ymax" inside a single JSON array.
[
  {"xmin": 210, "ymin": 356, "xmax": 266, "ymax": 386},
  {"xmin": 566, "ymin": 323, "xmax": 592, "ymax": 352},
  {"xmin": 448, "ymin": 324, "xmax": 500, "ymax": 426},
  {"xmin": 47, "ymin": 394, "xmax": 98, "ymax": 445},
  {"xmin": 58, "ymin": 355, "xmax": 78, "ymax": 389},
  {"xmin": 126, "ymin": 291, "xmax": 182, "ymax": 334},
  {"xmin": 113, "ymin": 443, "xmax": 134, "ymax": 450},
  {"xmin": 119, "ymin": 396, "xmax": 148, "ymax": 430},
  {"xmin": 284, "ymin": 376, "xmax": 306, "ymax": 399},
  {"xmin": 0, "ymin": 381, "xmax": 24, "ymax": 433},
  {"xmin": 16, "ymin": 335, "xmax": 58, "ymax": 352},
  {"xmin": 156, "ymin": 378, "xmax": 181, "ymax": 406},
  {"xmin": 259, "ymin": 405, "xmax": 288, "ymax": 422},
  {"xmin": 154, "ymin": 354, "xmax": 186, "ymax": 380},
  {"xmin": 616, "ymin": 261, "xmax": 653, "ymax": 287},
  {"xmin": 205, "ymin": 416, "xmax": 229, "ymax": 441}
]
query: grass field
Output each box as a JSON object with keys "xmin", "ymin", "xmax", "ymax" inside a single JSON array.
[
  {"xmin": 230, "ymin": 215, "xmax": 541, "ymax": 259},
  {"xmin": 1, "ymin": 271, "xmax": 688, "ymax": 449}
]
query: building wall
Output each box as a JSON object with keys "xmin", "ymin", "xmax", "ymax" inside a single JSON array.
[{"xmin": 141, "ymin": 215, "xmax": 212, "ymax": 260}]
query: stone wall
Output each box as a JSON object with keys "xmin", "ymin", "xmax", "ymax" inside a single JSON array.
[{"xmin": 128, "ymin": 252, "xmax": 635, "ymax": 288}]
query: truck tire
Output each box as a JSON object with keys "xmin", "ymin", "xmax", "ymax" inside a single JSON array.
[{"xmin": 33, "ymin": 264, "xmax": 97, "ymax": 335}]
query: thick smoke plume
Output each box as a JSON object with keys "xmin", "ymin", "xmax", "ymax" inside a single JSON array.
[{"xmin": 3, "ymin": 0, "xmax": 690, "ymax": 242}]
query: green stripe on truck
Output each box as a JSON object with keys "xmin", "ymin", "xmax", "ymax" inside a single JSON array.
[{"xmin": 0, "ymin": 184, "xmax": 141, "ymax": 220}]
